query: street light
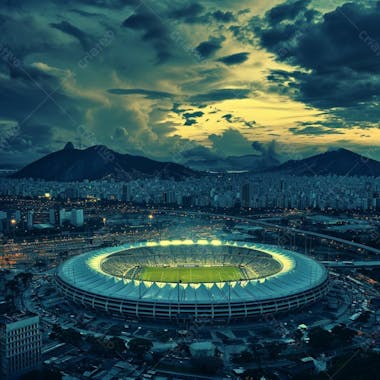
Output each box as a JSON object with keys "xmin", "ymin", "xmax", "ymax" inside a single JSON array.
[{"xmin": 10, "ymin": 218, "xmax": 17, "ymax": 237}]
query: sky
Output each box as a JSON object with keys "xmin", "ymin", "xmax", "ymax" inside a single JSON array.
[{"xmin": 0, "ymin": 0, "xmax": 380, "ymax": 167}]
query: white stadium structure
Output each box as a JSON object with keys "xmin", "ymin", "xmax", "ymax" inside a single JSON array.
[{"xmin": 55, "ymin": 240, "xmax": 329, "ymax": 322}]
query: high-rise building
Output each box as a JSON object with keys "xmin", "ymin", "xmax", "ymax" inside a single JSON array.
[
  {"xmin": 122, "ymin": 184, "xmax": 132, "ymax": 202},
  {"xmin": 0, "ymin": 211, "xmax": 7, "ymax": 232},
  {"xmin": 70, "ymin": 209, "xmax": 84, "ymax": 227},
  {"xmin": 163, "ymin": 191, "xmax": 176, "ymax": 204},
  {"xmin": 0, "ymin": 313, "xmax": 41, "ymax": 380},
  {"xmin": 48, "ymin": 208, "xmax": 56, "ymax": 225},
  {"xmin": 26, "ymin": 211, "xmax": 34, "ymax": 230},
  {"xmin": 59, "ymin": 209, "xmax": 69, "ymax": 226},
  {"xmin": 241, "ymin": 183, "xmax": 254, "ymax": 208}
]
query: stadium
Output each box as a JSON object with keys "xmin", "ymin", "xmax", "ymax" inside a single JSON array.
[{"xmin": 56, "ymin": 240, "xmax": 329, "ymax": 322}]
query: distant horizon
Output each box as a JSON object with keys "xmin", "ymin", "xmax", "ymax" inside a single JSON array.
[{"xmin": 1, "ymin": 142, "xmax": 378, "ymax": 173}]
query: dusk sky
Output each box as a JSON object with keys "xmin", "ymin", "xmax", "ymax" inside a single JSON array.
[{"xmin": 1, "ymin": 0, "xmax": 380, "ymax": 167}]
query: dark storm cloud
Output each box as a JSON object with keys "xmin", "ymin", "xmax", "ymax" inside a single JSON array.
[
  {"xmin": 260, "ymin": 24, "xmax": 298, "ymax": 49},
  {"xmin": 211, "ymin": 10, "xmax": 236, "ymax": 23},
  {"xmin": 0, "ymin": 14, "xmax": 59, "ymax": 59},
  {"xmin": 183, "ymin": 110, "xmax": 204, "ymax": 126},
  {"xmin": 222, "ymin": 114, "xmax": 232, "ymax": 122},
  {"xmin": 266, "ymin": 0, "xmax": 311, "ymax": 23},
  {"xmin": 180, "ymin": 145, "xmax": 219, "ymax": 161},
  {"xmin": 6, "ymin": 124, "xmax": 54, "ymax": 150},
  {"xmin": 222, "ymin": 113, "xmax": 256, "ymax": 128},
  {"xmin": 189, "ymin": 88, "xmax": 250, "ymax": 103},
  {"xmin": 0, "ymin": 71, "xmax": 83, "ymax": 159},
  {"xmin": 218, "ymin": 52, "xmax": 249, "ymax": 65},
  {"xmin": 122, "ymin": 6, "xmax": 172, "ymax": 62},
  {"xmin": 0, "ymin": 0, "xmax": 239, "ymax": 165},
  {"xmin": 108, "ymin": 88, "xmax": 174, "ymax": 99},
  {"xmin": 65, "ymin": 0, "xmax": 138, "ymax": 8},
  {"xmin": 73, "ymin": 0, "xmax": 138, "ymax": 8},
  {"xmin": 69, "ymin": 9, "xmax": 102, "ymax": 17},
  {"xmin": 109, "ymin": 87, "xmax": 252, "ymax": 106},
  {"xmin": 251, "ymin": 140, "xmax": 280, "ymax": 162},
  {"xmin": 184, "ymin": 119, "xmax": 197, "ymax": 126},
  {"xmin": 183, "ymin": 111, "xmax": 204, "ymax": 118},
  {"xmin": 168, "ymin": 3, "xmax": 204, "ymax": 23},
  {"xmin": 195, "ymin": 36, "xmax": 225, "ymax": 59},
  {"xmin": 289, "ymin": 126, "xmax": 345, "ymax": 136},
  {"xmin": 50, "ymin": 21, "xmax": 92, "ymax": 50},
  {"xmin": 3, "ymin": 0, "xmax": 137, "ymax": 10},
  {"xmin": 255, "ymin": 2, "xmax": 380, "ymax": 109},
  {"xmin": 7, "ymin": 63, "xmax": 56, "ymax": 83},
  {"xmin": 4, "ymin": 0, "xmax": 375, "ymax": 165},
  {"xmin": 0, "ymin": 69, "xmax": 59, "ymax": 120}
]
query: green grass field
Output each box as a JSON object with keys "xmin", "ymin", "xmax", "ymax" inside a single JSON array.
[{"xmin": 138, "ymin": 265, "xmax": 244, "ymax": 283}]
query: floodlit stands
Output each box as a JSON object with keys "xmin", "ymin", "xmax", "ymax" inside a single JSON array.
[
  {"xmin": 100, "ymin": 245, "xmax": 281, "ymax": 281},
  {"xmin": 56, "ymin": 240, "xmax": 329, "ymax": 322}
]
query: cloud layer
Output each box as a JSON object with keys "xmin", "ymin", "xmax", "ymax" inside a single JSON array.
[{"xmin": 0, "ymin": 0, "xmax": 379, "ymax": 167}]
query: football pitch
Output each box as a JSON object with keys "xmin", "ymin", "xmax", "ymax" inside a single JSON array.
[{"xmin": 138, "ymin": 265, "xmax": 244, "ymax": 283}]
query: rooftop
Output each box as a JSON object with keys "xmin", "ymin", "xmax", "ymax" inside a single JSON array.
[{"xmin": 0, "ymin": 311, "xmax": 38, "ymax": 325}]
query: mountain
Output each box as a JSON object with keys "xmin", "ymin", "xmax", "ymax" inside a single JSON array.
[
  {"xmin": 185, "ymin": 154, "xmax": 280, "ymax": 172},
  {"xmin": 11, "ymin": 143, "xmax": 199, "ymax": 181},
  {"xmin": 263, "ymin": 148, "xmax": 380, "ymax": 177}
]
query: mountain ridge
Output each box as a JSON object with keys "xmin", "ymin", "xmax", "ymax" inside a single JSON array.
[
  {"xmin": 11, "ymin": 143, "xmax": 199, "ymax": 181},
  {"xmin": 260, "ymin": 148, "xmax": 380, "ymax": 177},
  {"xmin": 10, "ymin": 145, "xmax": 380, "ymax": 181}
]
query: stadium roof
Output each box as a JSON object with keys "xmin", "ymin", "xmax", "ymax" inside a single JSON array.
[{"xmin": 57, "ymin": 240, "xmax": 327, "ymax": 304}]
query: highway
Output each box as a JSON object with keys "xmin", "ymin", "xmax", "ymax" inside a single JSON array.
[
  {"xmin": 322, "ymin": 260, "xmax": 380, "ymax": 268},
  {"xmin": 168, "ymin": 210, "xmax": 380, "ymax": 256}
]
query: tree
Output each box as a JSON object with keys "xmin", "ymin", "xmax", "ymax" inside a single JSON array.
[
  {"xmin": 15, "ymin": 272, "xmax": 33, "ymax": 287},
  {"xmin": 232, "ymin": 350, "xmax": 254, "ymax": 364},
  {"xmin": 331, "ymin": 325, "xmax": 356, "ymax": 344},
  {"xmin": 20, "ymin": 369, "xmax": 62, "ymax": 380},
  {"xmin": 5, "ymin": 279, "xmax": 19, "ymax": 297},
  {"xmin": 309, "ymin": 327, "xmax": 332, "ymax": 350},
  {"xmin": 128, "ymin": 338, "xmax": 153, "ymax": 356},
  {"xmin": 109, "ymin": 337, "xmax": 126, "ymax": 353},
  {"xmin": 357, "ymin": 311, "xmax": 371, "ymax": 323},
  {"xmin": 51, "ymin": 326, "xmax": 82, "ymax": 346},
  {"xmin": 191, "ymin": 356, "xmax": 223, "ymax": 375},
  {"xmin": 267, "ymin": 343, "xmax": 284, "ymax": 359}
]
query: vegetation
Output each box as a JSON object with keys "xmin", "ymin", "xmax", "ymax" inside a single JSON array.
[
  {"xmin": 232, "ymin": 350, "xmax": 254, "ymax": 364},
  {"xmin": 50, "ymin": 325, "xmax": 82, "ymax": 346},
  {"xmin": 20, "ymin": 369, "xmax": 62, "ymax": 380},
  {"xmin": 293, "ymin": 351, "xmax": 380, "ymax": 380},
  {"xmin": 309, "ymin": 325, "xmax": 356, "ymax": 351},
  {"xmin": 85, "ymin": 335, "xmax": 125, "ymax": 357},
  {"xmin": 128, "ymin": 338, "xmax": 153, "ymax": 356},
  {"xmin": 191, "ymin": 356, "xmax": 223, "ymax": 375}
]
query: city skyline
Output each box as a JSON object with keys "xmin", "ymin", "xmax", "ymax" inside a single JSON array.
[{"xmin": 1, "ymin": 0, "xmax": 380, "ymax": 169}]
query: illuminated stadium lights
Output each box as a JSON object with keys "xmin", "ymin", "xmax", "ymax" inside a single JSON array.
[{"xmin": 56, "ymin": 240, "xmax": 329, "ymax": 322}]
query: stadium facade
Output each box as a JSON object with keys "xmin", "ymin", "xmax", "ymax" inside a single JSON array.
[{"xmin": 56, "ymin": 240, "xmax": 329, "ymax": 322}]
